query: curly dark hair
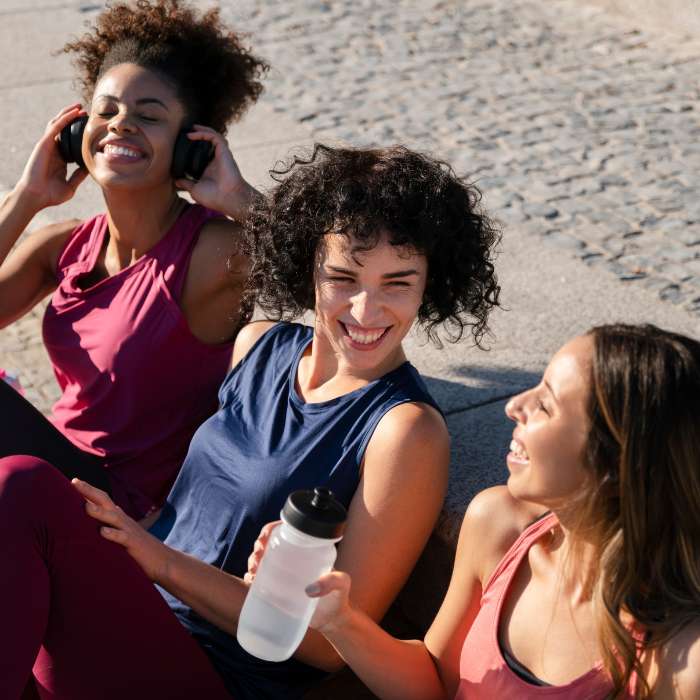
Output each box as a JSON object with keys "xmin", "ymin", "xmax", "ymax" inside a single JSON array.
[
  {"xmin": 61, "ymin": 0, "xmax": 268, "ymax": 132},
  {"xmin": 241, "ymin": 144, "xmax": 501, "ymax": 346}
]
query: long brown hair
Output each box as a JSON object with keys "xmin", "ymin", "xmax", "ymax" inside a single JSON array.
[{"xmin": 572, "ymin": 324, "xmax": 700, "ymax": 697}]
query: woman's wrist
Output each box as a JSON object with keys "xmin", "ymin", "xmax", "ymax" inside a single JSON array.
[
  {"xmin": 154, "ymin": 539, "xmax": 179, "ymax": 587},
  {"xmin": 6, "ymin": 183, "xmax": 43, "ymax": 219},
  {"xmin": 317, "ymin": 603, "xmax": 363, "ymax": 645},
  {"xmin": 221, "ymin": 181, "xmax": 257, "ymax": 223}
]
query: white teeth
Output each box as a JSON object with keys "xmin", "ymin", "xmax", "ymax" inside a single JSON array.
[
  {"xmin": 510, "ymin": 439, "xmax": 529, "ymax": 460},
  {"xmin": 104, "ymin": 144, "xmax": 141, "ymax": 158},
  {"xmin": 346, "ymin": 326, "xmax": 386, "ymax": 345}
]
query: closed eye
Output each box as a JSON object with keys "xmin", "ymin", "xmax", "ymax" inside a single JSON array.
[
  {"xmin": 536, "ymin": 398, "xmax": 549, "ymax": 415},
  {"xmin": 328, "ymin": 276, "xmax": 354, "ymax": 283}
]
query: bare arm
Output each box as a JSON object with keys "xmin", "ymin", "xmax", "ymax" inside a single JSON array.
[
  {"xmin": 650, "ymin": 621, "xmax": 700, "ymax": 699},
  {"xmin": 162, "ymin": 400, "xmax": 451, "ymax": 672},
  {"xmin": 302, "ymin": 487, "xmax": 534, "ymax": 699},
  {"xmin": 73, "ymin": 396, "xmax": 450, "ymax": 673},
  {"xmin": 0, "ymin": 214, "xmax": 78, "ymax": 328},
  {"xmin": 179, "ymin": 217, "xmax": 252, "ymax": 344},
  {"xmin": 0, "ymin": 103, "xmax": 88, "ymax": 327}
]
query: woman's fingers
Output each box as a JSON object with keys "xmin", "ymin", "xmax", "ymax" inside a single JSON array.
[
  {"xmin": 258, "ymin": 520, "xmax": 279, "ymax": 542},
  {"xmin": 245, "ymin": 521, "xmax": 281, "ymax": 579},
  {"xmin": 67, "ymin": 165, "xmax": 89, "ymax": 189},
  {"xmin": 306, "ymin": 571, "xmax": 351, "ymax": 598},
  {"xmin": 246, "ymin": 550, "xmax": 259, "ymax": 576},
  {"xmin": 47, "ymin": 104, "xmax": 84, "ymax": 138},
  {"xmin": 188, "ymin": 124, "xmax": 220, "ymax": 136},
  {"xmin": 99, "ymin": 526, "xmax": 128, "ymax": 544},
  {"xmin": 71, "ymin": 478, "xmax": 114, "ymax": 507},
  {"xmin": 84, "ymin": 499, "xmax": 124, "ymax": 526},
  {"xmin": 49, "ymin": 103, "xmax": 82, "ymax": 124},
  {"xmin": 174, "ymin": 178, "xmax": 195, "ymax": 193},
  {"xmin": 72, "ymin": 479, "xmax": 128, "ymax": 529}
]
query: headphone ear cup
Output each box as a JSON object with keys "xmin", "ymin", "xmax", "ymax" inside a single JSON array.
[
  {"xmin": 58, "ymin": 115, "xmax": 88, "ymax": 168},
  {"xmin": 172, "ymin": 130, "xmax": 214, "ymax": 181}
]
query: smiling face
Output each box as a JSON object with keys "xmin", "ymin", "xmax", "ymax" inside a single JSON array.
[
  {"xmin": 82, "ymin": 63, "xmax": 187, "ymax": 190},
  {"xmin": 313, "ymin": 232, "xmax": 428, "ymax": 377},
  {"xmin": 505, "ymin": 335, "xmax": 593, "ymax": 510}
]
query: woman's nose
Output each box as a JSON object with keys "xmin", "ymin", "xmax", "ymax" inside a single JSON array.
[
  {"xmin": 349, "ymin": 290, "xmax": 378, "ymax": 324},
  {"xmin": 109, "ymin": 111, "xmax": 136, "ymax": 133},
  {"xmin": 505, "ymin": 393, "xmax": 527, "ymax": 422}
]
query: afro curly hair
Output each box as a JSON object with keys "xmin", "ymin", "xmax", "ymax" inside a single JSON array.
[
  {"xmin": 241, "ymin": 144, "xmax": 502, "ymax": 347},
  {"xmin": 61, "ymin": 0, "xmax": 268, "ymax": 132}
]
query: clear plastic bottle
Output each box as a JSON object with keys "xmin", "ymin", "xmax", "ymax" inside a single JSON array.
[{"xmin": 237, "ymin": 487, "xmax": 347, "ymax": 662}]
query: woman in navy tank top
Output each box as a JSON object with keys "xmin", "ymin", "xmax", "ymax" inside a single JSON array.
[{"xmin": 0, "ymin": 144, "xmax": 501, "ymax": 699}]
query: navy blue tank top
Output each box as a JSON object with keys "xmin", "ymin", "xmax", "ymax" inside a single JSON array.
[{"xmin": 152, "ymin": 322, "xmax": 442, "ymax": 699}]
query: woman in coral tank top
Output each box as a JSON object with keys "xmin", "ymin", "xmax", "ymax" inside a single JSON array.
[
  {"xmin": 293, "ymin": 324, "xmax": 700, "ymax": 699},
  {"xmin": 0, "ymin": 0, "xmax": 268, "ymax": 518}
]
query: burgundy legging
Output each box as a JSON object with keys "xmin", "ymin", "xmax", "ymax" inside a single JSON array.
[{"xmin": 0, "ymin": 455, "xmax": 231, "ymax": 700}]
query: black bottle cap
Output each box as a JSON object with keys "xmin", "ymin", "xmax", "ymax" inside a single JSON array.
[{"xmin": 282, "ymin": 488, "xmax": 347, "ymax": 539}]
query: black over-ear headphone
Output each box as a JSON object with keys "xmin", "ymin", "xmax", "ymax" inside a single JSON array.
[{"xmin": 58, "ymin": 115, "xmax": 214, "ymax": 180}]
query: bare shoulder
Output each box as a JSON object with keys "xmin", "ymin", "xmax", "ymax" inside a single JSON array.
[
  {"xmin": 366, "ymin": 401, "xmax": 449, "ymax": 469},
  {"xmin": 460, "ymin": 485, "xmax": 544, "ymax": 584},
  {"xmin": 30, "ymin": 218, "xmax": 80, "ymax": 249},
  {"xmin": 375, "ymin": 400, "xmax": 446, "ymax": 438},
  {"xmin": 230, "ymin": 320, "xmax": 279, "ymax": 369},
  {"xmin": 653, "ymin": 620, "xmax": 700, "ymax": 699},
  {"xmin": 34, "ymin": 218, "xmax": 82, "ymax": 239},
  {"xmin": 197, "ymin": 216, "xmax": 242, "ymax": 254},
  {"xmin": 191, "ymin": 216, "xmax": 249, "ymax": 287},
  {"xmin": 673, "ymin": 622, "xmax": 700, "ymax": 698},
  {"xmin": 17, "ymin": 218, "xmax": 81, "ymax": 272}
]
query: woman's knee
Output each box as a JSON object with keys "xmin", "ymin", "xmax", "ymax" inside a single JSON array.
[{"xmin": 0, "ymin": 455, "xmax": 63, "ymax": 506}]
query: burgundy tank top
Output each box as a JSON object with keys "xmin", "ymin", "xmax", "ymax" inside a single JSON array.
[
  {"xmin": 43, "ymin": 203, "xmax": 233, "ymax": 519},
  {"xmin": 455, "ymin": 512, "xmax": 638, "ymax": 699}
]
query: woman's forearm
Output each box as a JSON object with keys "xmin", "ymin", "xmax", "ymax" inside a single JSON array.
[
  {"xmin": 0, "ymin": 187, "xmax": 40, "ymax": 265},
  {"xmin": 321, "ymin": 608, "xmax": 447, "ymax": 700},
  {"xmin": 158, "ymin": 548, "xmax": 347, "ymax": 672},
  {"xmin": 158, "ymin": 546, "xmax": 248, "ymax": 635}
]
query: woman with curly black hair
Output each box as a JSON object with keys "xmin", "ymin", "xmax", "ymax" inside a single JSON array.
[
  {"xmin": 1, "ymin": 144, "xmax": 500, "ymax": 698},
  {"xmin": 0, "ymin": 0, "xmax": 267, "ymax": 519}
]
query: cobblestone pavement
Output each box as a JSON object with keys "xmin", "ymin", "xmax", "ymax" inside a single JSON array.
[
  {"xmin": 3, "ymin": 0, "xmax": 700, "ymax": 411},
  {"xmin": 224, "ymin": 0, "xmax": 700, "ymax": 313}
]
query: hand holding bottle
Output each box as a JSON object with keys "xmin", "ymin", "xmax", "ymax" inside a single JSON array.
[{"xmin": 237, "ymin": 488, "xmax": 347, "ymax": 662}]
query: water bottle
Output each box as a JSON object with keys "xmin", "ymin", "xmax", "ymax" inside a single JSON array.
[{"xmin": 237, "ymin": 487, "xmax": 347, "ymax": 662}]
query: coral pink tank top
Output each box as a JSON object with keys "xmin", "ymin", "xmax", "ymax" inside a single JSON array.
[
  {"xmin": 455, "ymin": 512, "xmax": 637, "ymax": 699},
  {"xmin": 43, "ymin": 203, "xmax": 233, "ymax": 519}
]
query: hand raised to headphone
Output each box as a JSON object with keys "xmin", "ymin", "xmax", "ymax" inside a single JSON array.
[
  {"xmin": 16, "ymin": 104, "xmax": 89, "ymax": 212},
  {"xmin": 174, "ymin": 125, "xmax": 257, "ymax": 224}
]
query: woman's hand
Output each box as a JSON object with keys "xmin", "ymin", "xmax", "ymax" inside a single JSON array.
[
  {"xmin": 175, "ymin": 125, "xmax": 256, "ymax": 222},
  {"xmin": 72, "ymin": 478, "xmax": 171, "ymax": 582},
  {"xmin": 244, "ymin": 522, "xmax": 355, "ymax": 635},
  {"xmin": 16, "ymin": 104, "xmax": 89, "ymax": 211},
  {"xmin": 244, "ymin": 520, "xmax": 280, "ymax": 584},
  {"xmin": 307, "ymin": 571, "xmax": 355, "ymax": 636}
]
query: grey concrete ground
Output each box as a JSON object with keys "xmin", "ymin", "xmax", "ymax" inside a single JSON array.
[
  {"xmin": 586, "ymin": 0, "xmax": 700, "ymax": 36},
  {"xmin": 1, "ymin": 0, "xmax": 699, "ymax": 644}
]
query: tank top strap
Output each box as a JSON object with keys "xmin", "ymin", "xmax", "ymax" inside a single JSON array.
[
  {"xmin": 158, "ymin": 203, "xmax": 226, "ymax": 300},
  {"xmin": 481, "ymin": 511, "xmax": 558, "ymax": 596},
  {"xmin": 55, "ymin": 214, "xmax": 109, "ymax": 279}
]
